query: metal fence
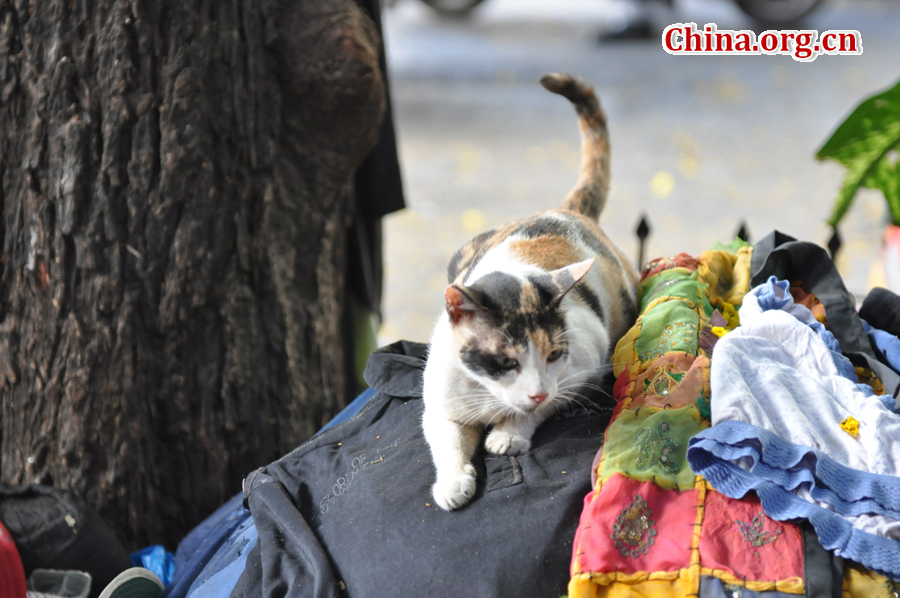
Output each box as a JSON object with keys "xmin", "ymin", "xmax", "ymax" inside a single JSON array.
[{"xmin": 633, "ymin": 214, "xmax": 843, "ymax": 270}]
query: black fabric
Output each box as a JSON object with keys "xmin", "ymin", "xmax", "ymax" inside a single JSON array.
[
  {"xmin": 698, "ymin": 576, "xmax": 797, "ymax": 597},
  {"xmin": 351, "ymin": 0, "xmax": 405, "ymax": 223},
  {"xmin": 341, "ymin": 0, "xmax": 406, "ymax": 401},
  {"xmin": 0, "ymin": 485, "xmax": 133, "ymax": 598},
  {"xmin": 347, "ymin": 0, "xmax": 405, "ymax": 319},
  {"xmin": 231, "ymin": 341, "xmax": 612, "ymax": 598},
  {"xmin": 751, "ymin": 231, "xmax": 900, "ymax": 400},
  {"xmin": 361, "ymin": 340, "xmax": 428, "ymax": 397},
  {"xmin": 800, "ymin": 520, "xmax": 843, "ymax": 598},
  {"xmin": 860, "ymin": 287, "xmax": 900, "ymax": 339}
]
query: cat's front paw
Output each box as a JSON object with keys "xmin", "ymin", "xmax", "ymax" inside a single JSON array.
[
  {"xmin": 485, "ymin": 428, "xmax": 531, "ymax": 455},
  {"xmin": 433, "ymin": 464, "xmax": 477, "ymax": 511}
]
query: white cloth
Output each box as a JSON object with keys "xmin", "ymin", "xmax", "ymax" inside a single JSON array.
[{"xmin": 711, "ymin": 282, "xmax": 900, "ymax": 538}]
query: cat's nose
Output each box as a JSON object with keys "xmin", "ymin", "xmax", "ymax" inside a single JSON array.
[{"xmin": 529, "ymin": 392, "xmax": 548, "ymax": 404}]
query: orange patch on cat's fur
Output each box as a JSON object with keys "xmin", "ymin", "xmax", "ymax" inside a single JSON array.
[
  {"xmin": 455, "ymin": 244, "xmax": 477, "ymax": 268},
  {"xmin": 508, "ymin": 233, "xmax": 582, "ymax": 272},
  {"xmin": 527, "ymin": 328, "xmax": 553, "ymax": 353},
  {"xmin": 450, "ymin": 222, "xmax": 521, "ymax": 285},
  {"xmin": 518, "ymin": 283, "xmax": 541, "ymax": 313}
]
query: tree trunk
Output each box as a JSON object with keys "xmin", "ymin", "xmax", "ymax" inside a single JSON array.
[{"xmin": 0, "ymin": 0, "xmax": 384, "ymax": 548}]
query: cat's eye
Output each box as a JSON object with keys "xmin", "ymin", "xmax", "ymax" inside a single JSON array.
[
  {"xmin": 547, "ymin": 349, "xmax": 565, "ymax": 363},
  {"xmin": 495, "ymin": 356, "xmax": 518, "ymax": 370}
]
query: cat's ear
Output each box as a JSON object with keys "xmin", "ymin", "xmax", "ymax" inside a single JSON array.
[
  {"xmin": 544, "ymin": 258, "xmax": 594, "ymax": 306},
  {"xmin": 445, "ymin": 284, "xmax": 483, "ymax": 325}
]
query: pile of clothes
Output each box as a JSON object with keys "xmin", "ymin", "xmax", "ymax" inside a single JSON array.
[
  {"xmin": 0, "ymin": 485, "xmax": 169, "ymax": 598},
  {"xmin": 568, "ymin": 231, "xmax": 900, "ymax": 597},
  {"xmin": 27, "ymin": 230, "xmax": 900, "ymax": 598}
]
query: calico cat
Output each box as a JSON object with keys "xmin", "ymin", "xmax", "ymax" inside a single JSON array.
[{"xmin": 422, "ymin": 73, "xmax": 640, "ymax": 511}]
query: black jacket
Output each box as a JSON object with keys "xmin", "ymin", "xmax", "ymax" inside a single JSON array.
[{"xmin": 231, "ymin": 341, "xmax": 614, "ymax": 598}]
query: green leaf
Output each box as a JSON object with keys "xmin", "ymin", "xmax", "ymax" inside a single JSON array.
[
  {"xmin": 863, "ymin": 152, "xmax": 900, "ymax": 224},
  {"xmin": 817, "ymin": 79, "xmax": 900, "ymax": 227}
]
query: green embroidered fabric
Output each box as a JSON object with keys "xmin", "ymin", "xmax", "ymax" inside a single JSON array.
[
  {"xmin": 642, "ymin": 363, "xmax": 686, "ymax": 399},
  {"xmin": 635, "ymin": 422, "xmax": 680, "ymax": 473},
  {"xmin": 696, "ymin": 390, "xmax": 712, "ymax": 420},
  {"xmin": 601, "ymin": 406, "xmax": 708, "ymax": 491},
  {"xmin": 712, "ymin": 237, "xmax": 752, "ymax": 254},
  {"xmin": 637, "ymin": 269, "xmax": 711, "ymax": 314},
  {"xmin": 634, "ymin": 301, "xmax": 701, "ymax": 363}
]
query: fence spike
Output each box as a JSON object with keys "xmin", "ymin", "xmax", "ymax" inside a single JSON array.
[
  {"xmin": 636, "ymin": 214, "xmax": 651, "ymax": 270},
  {"xmin": 828, "ymin": 227, "xmax": 842, "ymax": 260}
]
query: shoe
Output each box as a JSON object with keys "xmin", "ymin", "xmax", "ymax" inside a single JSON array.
[
  {"xmin": 97, "ymin": 569, "xmax": 163, "ymax": 598},
  {"xmin": 598, "ymin": 18, "xmax": 654, "ymax": 42}
]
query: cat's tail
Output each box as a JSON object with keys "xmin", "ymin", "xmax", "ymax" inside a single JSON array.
[{"xmin": 540, "ymin": 73, "xmax": 610, "ymax": 221}]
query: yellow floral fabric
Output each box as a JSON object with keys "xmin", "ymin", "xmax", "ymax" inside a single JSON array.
[
  {"xmin": 569, "ymin": 571, "xmax": 697, "ymax": 598},
  {"xmin": 843, "ymin": 561, "xmax": 900, "ymax": 597},
  {"xmin": 695, "ymin": 247, "xmax": 752, "ymax": 308}
]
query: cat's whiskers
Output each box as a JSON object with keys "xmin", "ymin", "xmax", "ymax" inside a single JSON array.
[
  {"xmin": 454, "ymin": 395, "xmax": 508, "ymax": 425},
  {"xmin": 502, "ymin": 329, "xmax": 516, "ymax": 347},
  {"xmin": 453, "ymin": 402, "xmax": 489, "ymax": 425},
  {"xmin": 456, "ymin": 401, "xmax": 496, "ymax": 414},
  {"xmin": 555, "ymin": 364, "xmax": 613, "ymax": 388},
  {"xmin": 456, "ymin": 402, "xmax": 510, "ymax": 428},
  {"xmin": 453, "ymin": 392, "xmax": 498, "ymax": 402},
  {"xmin": 557, "ymin": 378, "xmax": 615, "ymax": 402},
  {"xmin": 556, "ymin": 386, "xmax": 595, "ymax": 403},
  {"xmin": 558, "ymin": 386, "xmax": 596, "ymax": 400},
  {"xmin": 557, "ymin": 382, "xmax": 592, "ymax": 393},
  {"xmin": 559, "ymin": 381, "xmax": 604, "ymax": 393},
  {"xmin": 557, "ymin": 389, "xmax": 599, "ymax": 411},
  {"xmin": 556, "ymin": 391, "xmax": 590, "ymax": 412}
]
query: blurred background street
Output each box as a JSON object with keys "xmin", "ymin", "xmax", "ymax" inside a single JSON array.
[{"xmin": 376, "ymin": 0, "xmax": 900, "ymax": 344}]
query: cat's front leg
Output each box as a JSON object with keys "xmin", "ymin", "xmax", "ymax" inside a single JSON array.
[
  {"xmin": 422, "ymin": 409, "xmax": 482, "ymax": 510},
  {"xmin": 485, "ymin": 414, "xmax": 541, "ymax": 456}
]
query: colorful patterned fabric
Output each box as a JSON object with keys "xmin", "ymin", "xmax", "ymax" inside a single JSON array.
[
  {"xmin": 568, "ymin": 574, "xmax": 697, "ymax": 598},
  {"xmin": 571, "ymin": 241, "xmax": 900, "ymax": 597},
  {"xmin": 843, "ymin": 561, "xmax": 900, "ymax": 597},
  {"xmin": 634, "ymin": 301, "xmax": 701, "ymax": 364},
  {"xmin": 696, "ymin": 247, "xmax": 753, "ymax": 308},
  {"xmin": 641, "ymin": 253, "xmax": 702, "ymax": 280},
  {"xmin": 573, "ymin": 474, "xmax": 697, "ymax": 574},
  {"xmin": 569, "ymin": 245, "xmax": 809, "ymax": 597},
  {"xmin": 600, "ymin": 407, "xmax": 707, "ymax": 491},
  {"xmin": 638, "ymin": 268, "xmax": 712, "ymax": 314},
  {"xmin": 699, "ymin": 490, "xmax": 803, "ymax": 582},
  {"xmin": 630, "ymin": 353, "xmax": 710, "ymax": 410}
]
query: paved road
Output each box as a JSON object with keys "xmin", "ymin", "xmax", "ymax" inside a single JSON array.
[{"xmin": 378, "ymin": 0, "xmax": 900, "ymax": 344}]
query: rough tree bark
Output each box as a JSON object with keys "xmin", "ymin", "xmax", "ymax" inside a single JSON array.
[{"xmin": 0, "ymin": 0, "xmax": 385, "ymax": 547}]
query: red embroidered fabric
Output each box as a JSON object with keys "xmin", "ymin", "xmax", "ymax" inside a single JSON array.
[
  {"xmin": 699, "ymin": 490, "xmax": 804, "ymax": 582},
  {"xmin": 573, "ymin": 473, "xmax": 697, "ymax": 575},
  {"xmin": 641, "ymin": 253, "xmax": 701, "ymax": 281},
  {"xmin": 613, "ymin": 370, "xmax": 633, "ymax": 404}
]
